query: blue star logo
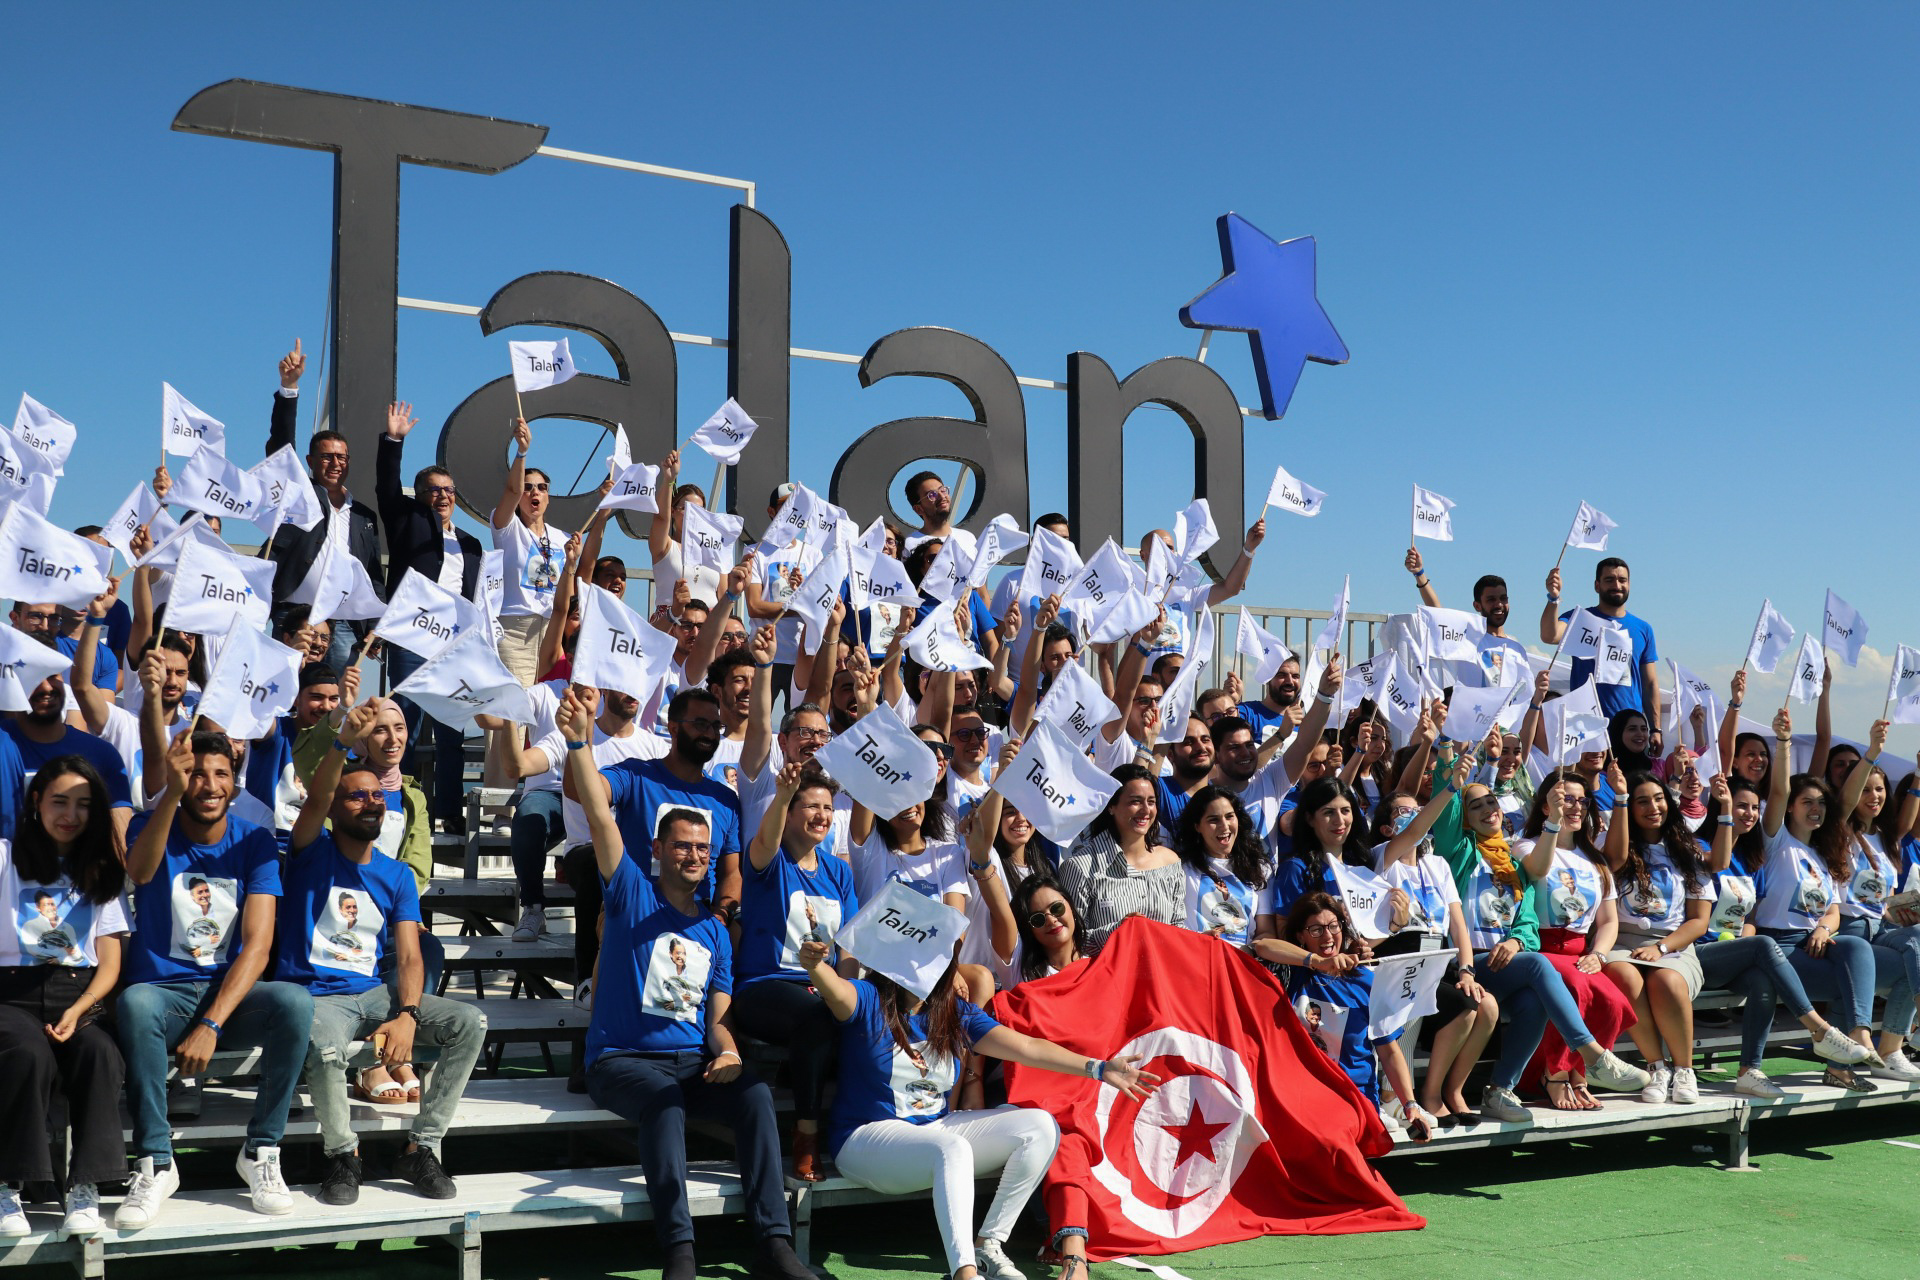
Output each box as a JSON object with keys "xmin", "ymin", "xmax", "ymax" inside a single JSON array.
[
  {"xmin": 926, "ymin": 927, "xmax": 939, "ymax": 940},
  {"xmin": 450, "ymin": 623, "xmax": 463, "ymax": 636},
  {"xmin": 265, "ymin": 681, "xmax": 280, "ymax": 696},
  {"xmin": 899, "ymin": 771, "xmax": 913, "ymax": 782},
  {"xmin": 1179, "ymin": 212, "xmax": 1348, "ymax": 420}
]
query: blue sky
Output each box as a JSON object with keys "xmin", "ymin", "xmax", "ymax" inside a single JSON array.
[{"xmin": 3, "ymin": 4, "xmax": 1916, "ymax": 749}]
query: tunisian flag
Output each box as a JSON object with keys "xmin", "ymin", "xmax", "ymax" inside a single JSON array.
[{"xmin": 990, "ymin": 919, "xmax": 1423, "ymax": 1258}]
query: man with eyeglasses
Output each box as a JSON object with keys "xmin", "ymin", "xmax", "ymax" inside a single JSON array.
[
  {"xmin": 900, "ymin": 470, "xmax": 957, "ymax": 555},
  {"xmin": 1208, "ymin": 659, "xmax": 1343, "ymax": 851},
  {"xmin": 739, "ymin": 626, "xmax": 853, "ymax": 857},
  {"xmin": 13, "ymin": 595, "xmax": 120, "ymax": 696},
  {"xmin": 268, "ymin": 339, "xmax": 384, "ymax": 672},
  {"xmin": 283, "ymin": 704, "xmax": 486, "ymax": 1206},
  {"xmin": 378, "ymin": 399, "xmax": 486, "ymax": 836},
  {"xmin": 945, "ymin": 709, "xmax": 1004, "ymax": 828}
]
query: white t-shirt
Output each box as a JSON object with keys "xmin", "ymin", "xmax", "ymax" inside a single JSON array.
[
  {"xmin": 758, "ymin": 541, "xmax": 822, "ymax": 665},
  {"xmin": 435, "ymin": 531, "xmax": 465, "ymax": 593},
  {"xmin": 653, "ymin": 539, "xmax": 726, "ymax": 612},
  {"xmin": 491, "ymin": 517, "xmax": 571, "ymax": 618},
  {"xmin": 1378, "ymin": 852, "xmax": 1461, "ymax": 940},
  {"xmin": 1708, "ymin": 871, "xmax": 1757, "ymax": 938},
  {"xmin": 1524, "ymin": 841, "xmax": 1606, "ymax": 935},
  {"xmin": 1838, "ymin": 833, "xmax": 1896, "ymax": 920},
  {"xmin": 1615, "ymin": 843, "xmax": 1712, "ymax": 936},
  {"xmin": 527, "ymin": 726, "xmax": 668, "ymax": 846},
  {"xmin": 1181, "ymin": 859, "xmax": 1258, "ymax": 945},
  {"xmin": 850, "ymin": 832, "xmax": 971, "ymax": 908},
  {"xmin": 1, "ymin": 856, "xmax": 130, "ymax": 969},
  {"xmin": 1755, "ymin": 825, "xmax": 1836, "ymax": 932},
  {"xmin": 98, "ymin": 703, "xmax": 188, "ymax": 810}
]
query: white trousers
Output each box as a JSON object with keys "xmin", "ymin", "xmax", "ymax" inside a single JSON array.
[
  {"xmin": 835, "ymin": 1105, "xmax": 1061, "ymax": 1273},
  {"xmin": 495, "ymin": 613, "xmax": 546, "ymax": 687}
]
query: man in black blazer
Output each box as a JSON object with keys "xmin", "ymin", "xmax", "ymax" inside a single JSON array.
[
  {"xmin": 267, "ymin": 340, "xmax": 383, "ymax": 672},
  {"xmin": 379, "ymin": 400, "xmax": 486, "ymax": 835}
]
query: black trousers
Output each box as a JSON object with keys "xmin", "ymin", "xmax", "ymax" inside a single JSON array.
[
  {"xmin": 0, "ymin": 967, "xmax": 126, "ymax": 1187},
  {"xmin": 727, "ymin": 978, "xmax": 840, "ymax": 1125},
  {"xmin": 562, "ymin": 843, "xmax": 602, "ymax": 984}
]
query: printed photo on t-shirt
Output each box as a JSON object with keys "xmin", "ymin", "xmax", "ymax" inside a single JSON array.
[
  {"xmin": 887, "ymin": 1038, "xmax": 958, "ymax": 1118},
  {"xmin": 1711, "ymin": 876, "xmax": 1756, "ymax": 934},
  {"xmin": 16, "ymin": 886, "xmax": 90, "ymax": 966},
  {"xmin": 641, "ymin": 932, "xmax": 712, "ymax": 1023},
  {"xmin": 779, "ymin": 890, "xmax": 843, "ymax": 970},
  {"xmin": 1546, "ymin": 865, "xmax": 1600, "ymax": 927},
  {"xmin": 1623, "ymin": 865, "xmax": 1674, "ymax": 922},
  {"xmin": 1199, "ymin": 881, "xmax": 1251, "ymax": 936},
  {"xmin": 169, "ymin": 873, "xmax": 239, "ymax": 967},
  {"xmin": 1474, "ymin": 884, "xmax": 1516, "ymax": 932},
  {"xmin": 523, "ymin": 541, "xmax": 560, "ymax": 592},
  {"xmin": 1794, "ymin": 859, "xmax": 1831, "ymax": 915},
  {"xmin": 1851, "ymin": 862, "xmax": 1889, "ymax": 906},
  {"xmin": 1293, "ymin": 995, "xmax": 1349, "ymax": 1059},
  {"xmin": 309, "ymin": 886, "xmax": 384, "ymax": 977}
]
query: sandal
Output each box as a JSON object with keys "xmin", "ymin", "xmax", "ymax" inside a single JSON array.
[
  {"xmin": 1057, "ymin": 1258, "xmax": 1089, "ymax": 1280},
  {"xmin": 791, "ymin": 1128, "xmax": 825, "ymax": 1182},
  {"xmin": 393, "ymin": 1065, "xmax": 422, "ymax": 1104},
  {"xmin": 352, "ymin": 1067, "xmax": 408, "ymax": 1105},
  {"xmin": 1544, "ymin": 1078, "xmax": 1581, "ymax": 1112},
  {"xmin": 1570, "ymin": 1080, "xmax": 1603, "ymax": 1111},
  {"xmin": 1823, "ymin": 1065, "xmax": 1874, "ymax": 1094}
]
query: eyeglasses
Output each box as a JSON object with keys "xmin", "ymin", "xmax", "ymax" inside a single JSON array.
[
  {"xmin": 953, "ymin": 727, "xmax": 989, "ymax": 741},
  {"xmin": 666, "ymin": 840, "xmax": 712, "ymax": 857},
  {"xmin": 926, "ymin": 742, "xmax": 955, "ymax": 759},
  {"xmin": 422, "ymin": 485, "xmax": 456, "ymax": 497},
  {"xmin": 787, "ymin": 726, "xmax": 831, "ymax": 742},
  {"xmin": 340, "ymin": 789, "xmax": 385, "ymax": 805},
  {"xmin": 1131, "ymin": 696, "xmax": 1159, "ymax": 708},
  {"xmin": 1025, "ymin": 901, "xmax": 1068, "ymax": 930},
  {"xmin": 1300, "ymin": 921, "xmax": 1343, "ymax": 938},
  {"xmin": 314, "ymin": 452, "xmax": 350, "ymax": 466},
  {"xmin": 676, "ymin": 716, "xmax": 725, "ymax": 734},
  {"xmin": 525, "ymin": 482, "xmax": 550, "ymax": 493},
  {"xmin": 14, "ymin": 610, "xmax": 56, "ymax": 627}
]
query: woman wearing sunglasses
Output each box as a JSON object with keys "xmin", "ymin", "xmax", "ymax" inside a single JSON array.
[{"xmin": 490, "ymin": 417, "xmax": 579, "ymax": 686}]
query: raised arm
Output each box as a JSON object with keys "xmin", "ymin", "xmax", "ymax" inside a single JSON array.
[
  {"xmin": 1538, "ymin": 567, "xmax": 1568, "ymax": 645},
  {"xmin": 1204, "ymin": 519, "xmax": 1265, "ymax": 607},
  {"xmin": 536, "ymin": 531, "xmax": 585, "ymax": 679},
  {"xmin": 749, "ymin": 761, "xmax": 804, "ymax": 872},
  {"xmin": 647, "ymin": 450, "xmax": 680, "ymax": 565},
  {"xmin": 1101, "ymin": 611, "xmax": 1159, "ymax": 745},
  {"xmin": 1836, "ymin": 719, "xmax": 1889, "ymax": 818},
  {"xmin": 1763, "ymin": 706, "xmax": 1793, "ymax": 838},
  {"xmin": 126, "ymin": 733, "xmax": 194, "ymax": 886},
  {"xmin": 740, "ymin": 625, "xmax": 780, "ymax": 780},
  {"xmin": 293, "ymin": 703, "xmax": 376, "ymax": 853},
  {"xmin": 1601, "ymin": 754, "xmax": 1629, "ymax": 871},
  {"xmin": 1387, "ymin": 750, "xmax": 1475, "ymax": 865},
  {"xmin": 491, "ymin": 417, "xmax": 531, "ymax": 531},
  {"xmin": 267, "ymin": 339, "xmax": 304, "ymax": 454},
  {"xmin": 560, "ymin": 690, "xmax": 624, "ymax": 882},
  {"xmin": 71, "ymin": 584, "xmax": 118, "ymax": 733},
  {"xmin": 968, "ymin": 743, "xmax": 1022, "ymax": 966},
  {"xmin": 375, "ymin": 402, "xmax": 413, "ymax": 526},
  {"xmin": 1719, "ymin": 669, "xmax": 1747, "ymax": 774},
  {"xmin": 796, "ymin": 596, "xmax": 845, "ymax": 704},
  {"xmin": 1276, "ymin": 657, "xmax": 1342, "ymax": 785},
  {"xmin": 1809, "ymin": 663, "xmax": 1836, "ymax": 782},
  {"xmin": 1405, "ymin": 547, "xmax": 1443, "ymax": 608},
  {"xmin": 1520, "ymin": 776, "xmax": 1570, "ymax": 881},
  {"xmin": 984, "ymin": 601, "xmax": 1020, "ymax": 703},
  {"xmin": 1008, "ymin": 595, "xmax": 1059, "ymax": 734},
  {"xmin": 138, "ymin": 652, "xmax": 177, "ymax": 800},
  {"xmin": 687, "ymin": 558, "xmax": 750, "ymax": 691}
]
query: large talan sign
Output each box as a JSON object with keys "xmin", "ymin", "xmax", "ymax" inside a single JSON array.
[{"xmin": 172, "ymin": 80, "xmax": 1333, "ymax": 579}]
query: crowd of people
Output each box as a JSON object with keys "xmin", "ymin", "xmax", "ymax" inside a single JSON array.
[{"xmin": 4, "ymin": 340, "xmax": 1919, "ymax": 1280}]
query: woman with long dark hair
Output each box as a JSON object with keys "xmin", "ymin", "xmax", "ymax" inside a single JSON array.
[
  {"xmin": 799, "ymin": 939, "xmax": 1155, "ymax": 1280},
  {"xmin": 1171, "ymin": 785, "xmax": 1269, "ymax": 944},
  {"xmin": 1007, "ymin": 875, "xmax": 1087, "ymax": 986},
  {"xmin": 1056, "ymin": 765, "xmax": 1183, "ymax": 953},
  {"xmin": 0, "ymin": 757, "xmax": 130, "ymax": 1235},
  {"xmin": 1264, "ymin": 776, "xmax": 1408, "ymax": 924},
  {"xmin": 1826, "ymin": 720, "xmax": 1920, "ymax": 1080}
]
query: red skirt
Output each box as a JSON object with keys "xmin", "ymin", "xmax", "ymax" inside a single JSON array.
[{"xmin": 1522, "ymin": 928, "xmax": 1637, "ymax": 1091}]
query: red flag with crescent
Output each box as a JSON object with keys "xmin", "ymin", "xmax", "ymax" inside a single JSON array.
[{"xmin": 989, "ymin": 918, "xmax": 1423, "ymax": 1257}]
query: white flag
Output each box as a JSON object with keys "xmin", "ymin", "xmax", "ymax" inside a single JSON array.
[
  {"xmin": 814, "ymin": 703, "xmax": 939, "ymax": 818},
  {"xmin": 1592, "ymin": 620, "xmax": 1635, "ymax": 686},
  {"xmin": 0, "ymin": 624, "xmax": 74, "ymax": 712},
  {"xmin": 1373, "ymin": 654, "xmax": 1423, "ymax": 741},
  {"xmin": 1018, "ymin": 526, "xmax": 1083, "ymax": 603},
  {"xmin": 1235, "ymin": 607, "xmax": 1293, "ymax": 685},
  {"xmin": 600, "ymin": 461, "xmax": 661, "ymax": 514},
  {"xmin": 680, "ymin": 503, "xmax": 745, "ymax": 577},
  {"xmin": 392, "ymin": 625, "xmax": 534, "ymax": 730},
  {"xmin": 1564, "ymin": 500, "xmax": 1616, "ymax": 552},
  {"xmin": 102, "ymin": 483, "xmax": 163, "ymax": 561},
  {"xmin": 571, "ymin": 581, "xmax": 677, "ymax": 701},
  {"xmin": 1668, "ymin": 660, "xmax": 1720, "ymax": 739},
  {"xmin": 250, "ymin": 443, "xmax": 325, "ymax": 535},
  {"xmin": 132, "ymin": 511, "xmax": 216, "ymax": 571},
  {"xmin": 373, "ymin": 568, "xmax": 488, "ymax": 659},
  {"xmin": 964, "ymin": 514, "xmax": 1029, "ymax": 591},
  {"xmin": 1264, "ymin": 463, "xmax": 1325, "ymax": 517},
  {"xmin": 992, "ymin": 719, "xmax": 1124, "ymax": 846},
  {"xmin": 1059, "ymin": 538, "xmax": 1138, "ymax": 611},
  {"xmin": 164, "ymin": 537, "xmax": 272, "ymax": 635},
  {"xmin": 1444, "ymin": 683, "xmax": 1522, "ymax": 745},
  {"xmin": 785, "ymin": 534, "xmax": 852, "ymax": 640},
  {"xmin": 1328, "ymin": 859, "xmax": 1395, "ymax": 940},
  {"xmin": 903, "ymin": 602, "xmax": 991, "ymax": 673},
  {"xmin": 0, "ymin": 429, "xmax": 56, "ymax": 516},
  {"xmin": 480, "ymin": 549, "xmax": 506, "ymax": 643},
  {"xmin": 833, "ymin": 879, "xmax": 970, "ymax": 1001},
  {"xmin": 1558, "ymin": 607, "xmax": 1612, "ymax": 661},
  {"xmin": 1033, "ymin": 657, "xmax": 1122, "ymax": 752},
  {"xmin": 918, "ymin": 531, "xmax": 976, "ymax": 605},
  {"xmin": 1418, "ymin": 606, "xmax": 1483, "ymax": 664},
  {"xmin": 293, "ymin": 533, "xmax": 386, "ymax": 625},
  {"xmin": 1745, "ymin": 598, "xmax": 1795, "ymax": 675},
  {"xmin": 1331, "ymin": 655, "xmax": 1381, "ymax": 726},
  {"xmin": 759, "ymin": 482, "xmax": 823, "ymax": 554},
  {"xmin": 1823, "ymin": 589, "xmax": 1868, "ymax": 668},
  {"xmin": 1085, "ymin": 588, "xmax": 1160, "ymax": 646},
  {"xmin": 1312, "ymin": 575, "xmax": 1351, "ymax": 658},
  {"xmin": 196, "ymin": 619, "xmax": 303, "ymax": 742},
  {"xmin": 1888, "ymin": 644, "xmax": 1920, "ymax": 727},
  {"xmin": 849, "ymin": 545, "xmax": 917, "ymax": 611},
  {"xmin": 857, "ymin": 516, "xmax": 891, "ymax": 554},
  {"xmin": 174, "ymin": 446, "xmax": 269, "ymax": 526},
  {"xmin": 1411, "ymin": 485, "xmax": 1455, "ymax": 542},
  {"xmin": 1142, "ymin": 535, "xmax": 1176, "ymax": 600},
  {"xmin": 1788, "ymin": 633, "xmax": 1826, "ymax": 704},
  {"xmin": 508, "ymin": 338, "xmax": 576, "ymax": 393},
  {"xmin": 1542, "ymin": 680, "xmax": 1608, "ymax": 762},
  {"xmin": 12, "ymin": 394, "xmax": 76, "ymax": 476},
  {"xmin": 607, "ymin": 422, "xmax": 633, "ymax": 475},
  {"xmin": 1155, "ymin": 607, "xmax": 1214, "ymax": 746},
  {"xmin": 688, "ymin": 397, "xmax": 760, "ymax": 466},
  {"xmin": 1368, "ymin": 949, "xmax": 1452, "ymax": 1040},
  {"xmin": 1172, "ymin": 498, "xmax": 1219, "ymax": 563},
  {"xmin": 162, "ymin": 382, "xmax": 226, "ymax": 458},
  {"xmin": 0, "ymin": 502, "xmax": 112, "ymax": 610}
]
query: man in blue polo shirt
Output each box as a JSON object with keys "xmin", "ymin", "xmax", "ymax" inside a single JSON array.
[
  {"xmin": 283, "ymin": 702, "xmax": 486, "ymax": 1205},
  {"xmin": 559, "ymin": 690, "xmax": 809, "ymax": 1280},
  {"xmin": 1541, "ymin": 556, "xmax": 1662, "ymax": 722},
  {"xmin": 113, "ymin": 730, "xmax": 313, "ymax": 1229}
]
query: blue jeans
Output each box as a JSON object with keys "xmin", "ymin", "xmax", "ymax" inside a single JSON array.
[
  {"xmin": 1698, "ymin": 935, "xmax": 1814, "ymax": 1069},
  {"xmin": 511, "ymin": 788, "xmax": 565, "ymax": 908},
  {"xmin": 116, "ymin": 979, "xmax": 313, "ymax": 1163},
  {"xmin": 1761, "ymin": 927, "xmax": 1877, "ymax": 1031},
  {"xmin": 323, "ymin": 620, "xmax": 357, "ymax": 675},
  {"xmin": 388, "ymin": 644, "xmax": 467, "ymax": 822},
  {"xmin": 587, "ymin": 1050, "xmax": 791, "ymax": 1248},
  {"xmin": 1475, "ymin": 949, "xmax": 1596, "ymax": 1091},
  {"xmin": 1838, "ymin": 916, "xmax": 1920, "ymax": 1038}
]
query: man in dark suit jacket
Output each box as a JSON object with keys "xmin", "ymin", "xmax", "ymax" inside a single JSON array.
[
  {"xmin": 378, "ymin": 401, "xmax": 486, "ymax": 832},
  {"xmin": 267, "ymin": 341, "xmax": 383, "ymax": 672}
]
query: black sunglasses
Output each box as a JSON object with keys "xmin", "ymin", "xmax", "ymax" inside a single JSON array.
[{"xmin": 1025, "ymin": 900, "xmax": 1068, "ymax": 930}]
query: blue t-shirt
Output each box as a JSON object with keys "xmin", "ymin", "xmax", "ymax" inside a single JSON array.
[
  {"xmin": 243, "ymin": 720, "xmax": 297, "ymax": 822},
  {"xmin": 104, "ymin": 599, "xmax": 133, "ymax": 664},
  {"xmin": 0, "ymin": 730, "xmax": 26, "ymax": 842},
  {"xmin": 1235, "ymin": 700, "xmax": 1292, "ymax": 742},
  {"xmin": 603, "ymin": 759, "xmax": 744, "ymax": 899},
  {"xmin": 1, "ymin": 722, "xmax": 134, "ymax": 808},
  {"xmin": 1268, "ymin": 855, "xmax": 1340, "ymax": 920},
  {"xmin": 587, "ymin": 857, "xmax": 733, "ymax": 1065},
  {"xmin": 1559, "ymin": 609, "xmax": 1659, "ymax": 717},
  {"xmin": 1154, "ymin": 777, "xmax": 1195, "ymax": 844},
  {"xmin": 1283, "ymin": 967, "xmax": 1398, "ymax": 1101},
  {"xmin": 912, "ymin": 591, "xmax": 998, "ymax": 651},
  {"xmin": 123, "ymin": 811, "xmax": 282, "ymax": 985},
  {"xmin": 274, "ymin": 831, "xmax": 422, "ymax": 997},
  {"xmin": 827, "ymin": 979, "xmax": 1000, "ymax": 1156},
  {"xmin": 54, "ymin": 632, "xmax": 119, "ymax": 694},
  {"xmin": 736, "ymin": 848, "xmax": 859, "ymax": 984}
]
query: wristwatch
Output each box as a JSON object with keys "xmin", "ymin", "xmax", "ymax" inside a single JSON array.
[{"xmin": 397, "ymin": 1005, "xmax": 420, "ymax": 1023}]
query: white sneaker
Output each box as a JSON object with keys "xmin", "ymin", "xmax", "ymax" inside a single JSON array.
[
  {"xmin": 1639, "ymin": 1061, "xmax": 1672, "ymax": 1104},
  {"xmin": 1813, "ymin": 1026, "xmax": 1874, "ymax": 1066},
  {"xmin": 574, "ymin": 977, "xmax": 594, "ymax": 1010},
  {"xmin": 114, "ymin": 1158, "xmax": 180, "ymax": 1230},
  {"xmin": 1670, "ymin": 1066, "xmax": 1700, "ymax": 1105},
  {"xmin": 1868, "ymin": 1049, "xmax": 1920, "ymax": 1083},
  {"xmin": 512, "ymin": 905, "xmax": 546, "ymax": 943},
  {"xmin": 61, "ymin": 1184, "xmax": 101, "ymax": 1235},
  {"xmin": 1376, "ymin": 1104, "xmax": 1403, "ymax": 1132},
  {"xmin": 974, "ymin": 1239, "xmax": 1026, "ymax": 1280},
  {"xmin": 1587, "ymin": 1050, "xmax": 1652, "ymax": 1094},
  {"xmin": 1479, "ymin": 1085, "xmax": 1532, "ymax": 1123},
  {"xmin": 0, "ymin": 1183, "xmax": 27, "ymax": 1237},
  {"xmin": 1735, "ymin": 1068, "xmax": 1786, "ymax": 1099},
  {"xmin": 236, "ymin": 1146, "xmax": 295, "ymax": 1216}
]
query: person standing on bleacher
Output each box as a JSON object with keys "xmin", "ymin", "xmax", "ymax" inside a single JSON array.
[
  {"xmin": 558, "ymin": 690, "xmax": 814, "ymax": 1280},
  {"xmin": 113, "ymin": 730, "xmax": 313, "ymax": 1229},
  {"xmin": 282, "ymin": 702, "xmax": 487, "ymax": 1205}
]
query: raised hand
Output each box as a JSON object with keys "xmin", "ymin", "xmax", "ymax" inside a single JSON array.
[
  {"xmin": 1869, "ymin": 718, "xmax": 1890, "ymax": 756},
  {"xmin": 386, "ymin": 401, "xmax": 417, "ymax": 439},
  {"xmin": 1604, "ymin": 751, "xmax": 1627, "ymax": 796},
  {"xmin": 1771, "ymin": 706, "xmax": 1792, "ymax": 740},
  {"xmin": 660, "ymin": 448, "xmax": 680, "ymax": 483},
  {"xmin": 1243, "ymin": 517, "xmax": 1266, "ymax": 552},
  {"xmin": 749, "ymin": 624, "xmax": 778, "ymax": 666},
  {"xmin": 140, "ymin": 651, "xmax": 166, "ymax": 700},
  {"xmin": 1730, "ymin": 668, "xmax": 1747, "ymax": 704},
  {"xmin": 512, "ymin": 417, "xmax": 532, "ymax": 454},
  {"xmin": 152, "ymin": 464, "xmax": 172, "ymax": 503},
  {"xmin": 556, "ymin": 688, "xmax": 594, "ymax": 742},
  {"xmin": 997, "ymin": 599, "xmax": 1022, "ymax": 645},
  {"xmin": 1709, "ymin": 772, "xmax": 1730, "ymax": 809},
  {"xmin": 774, "ymin": 759, "xmax": 806, "ymax": 796},
  {"xmin": 163, "ymin": 730, "xmax": 195, "ymax": 797},
  {"xmin": 1033, "ymin": 593, "xmax": 1061, "ymax": 632},
  {"xmin": 1545, "ymin": 566, "xmax": 1563, "ymax": 599},
  {"xmin": 1224, "ymin": 670, "xmax": 1244, "ymax": 703},
  {"xmin": 338, "ymin": 702, "xmax": 380, "ymax": 751},
  {"xmin": 279, "ymin": 338, "xmax": 306, "ymax": 390},
  {"xmin": 1404, "ymin": 547, "xmax": 1424, "ymax": 578},
  {"xmin": 563, "ymin": 531, "xmax": 583, "ymax": 566}
]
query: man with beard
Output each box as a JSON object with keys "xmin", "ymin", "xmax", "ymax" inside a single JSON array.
[
  {"xmin": 1541, "ymin": 555, "xmax": 1662, "ymax": 721},
  {"xmin": 900, "ymin": 470, "xmax": 957, "ymax": 554},
  {"xmin": 1235, "ymin": 653, "xmax": 1304, "ymax": 745},
  {"xmin": 1, "ymin": 672, "xmax": 135, "ymax": 842},
  {"xmin": 115, "ymin": 730, "xmax": 311, "ymax": 1228},
  {"xmin": 72, "ymin": 633, "xmax": 194, "ymax": 809},
  {"xmin": 1209, "ymin": 658, "xmax": 1342, "ymax": 850},
  {"xmin": 291, "ymin": 699, "xmax": 433, "ymax": 893},
  {"xmin": 283, "ymin": 706, "xmax": 485, "ymax": 1206},
  {"xmin": 1402, "ymin": 550, "xmax": 1530, "ymax": 688},
  {"xmin": 705, "ymin": 648, "xmax": 757, "ymax": 777},
  {"xmin": 1153, "ymin": 714, "xmax": 1216, "ymax": 841}
]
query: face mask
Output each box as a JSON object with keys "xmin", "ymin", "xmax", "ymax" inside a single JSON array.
[{"xmin": 1390, "ymin": 809, "xmax": 1416, "ymax": 835}]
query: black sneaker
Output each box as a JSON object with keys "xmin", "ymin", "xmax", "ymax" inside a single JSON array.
[
  {"xmin": 320, "ymin": 1152, "xmax": 362, "ymax": 1206},
  {"xmin": 752, "ymin": 1234, "xmax": 815, "ymax": 1280},
  {"xmin": 392, "ymin": 1146, "xmax": 457, "ymax": 1199}
]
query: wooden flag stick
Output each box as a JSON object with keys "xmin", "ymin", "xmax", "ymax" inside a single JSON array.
[{"xmin": 949, "ymin": 464, "xmax": 971, "ymax": 525}]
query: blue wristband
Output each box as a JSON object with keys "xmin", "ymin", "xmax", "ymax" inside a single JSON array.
[
  {"xmin": 332, "ymin": 738, "xmax": 352, "ymax": 754},
  {"xmin": 1084, "ymin": 1057, "xmax": 1106, "ymax": 1080},
  {"xmin": 565, "ymin": 740, "xmax": 590, "ymax": 752},
  {"xmin": 199, "ymin": 1017, "xmax": 222, "ymax": 1037}
]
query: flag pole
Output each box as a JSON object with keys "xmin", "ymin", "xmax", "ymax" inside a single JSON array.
[
  {"xmin": 711, "ymin": 456, "xmax": 726, "ymax": 515},
  {"xmin": 949, "ymin": 464, "xmax": 971, "ymax": 527}
]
